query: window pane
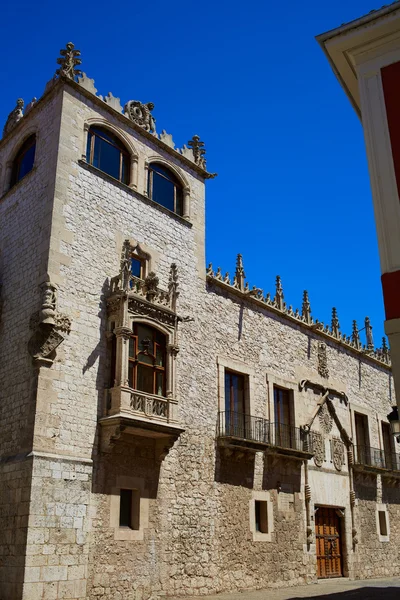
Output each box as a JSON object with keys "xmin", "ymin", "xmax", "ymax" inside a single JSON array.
[
  {"xmin": 155, "ymin": 344, "xmax": 164, "ymax": 367},
  {"xmin": 151, "ymin": 171, "xmax": 175, "ymax": 211},
  {"xmin": 138, "ymin": 352, "xmax": 153, "ymax": 366},
  {"xmin": 96, "ymin": 136, "xmax": 121, "ymax": 180},
  {"xmin": 129, "ymin": 337, "xmax": 135, "ymax": 358},
  {"xmin": 151, "ymin": 163, "xmax": 177, "ymax": 182},
  {"xmin": 137, "ymin": 365, "xmax": 154, "ymax": 394},
  {"xmin": 128, "ymin": 362, "xmax": 134, "ymax": 388},
  {"xmin": 156, "ymin": 371, "xmax": 164, "ymax": 396},
  {"xmin": 17, "ymin": 143, "xmax": 36, "ymax": 181},
  {"xmin": 131, "ymin": 258, "xmax": 142, "ymax": 279},
  {"xmin": 175, "ymin": 186, "xmax": 183, "ymax": 216},
  {"xmin": 119, "ymin": 489, "xmax": 132, "ymax": 528}
]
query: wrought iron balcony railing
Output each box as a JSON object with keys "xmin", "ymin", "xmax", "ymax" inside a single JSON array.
[
  {"xmin": 354, "ymin": 445, "xmax": 400, "ymax": 471},
  {"xmin": 217, "ymin": 411, "xmax": 310, "ymax": 454}
]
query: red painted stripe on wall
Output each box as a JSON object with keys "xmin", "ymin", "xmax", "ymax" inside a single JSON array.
[
  {"xmin": 382, "ymin": 61, "xmax": 400, "ymax": 199},
  {"xmin": 381, "ymin": 270, "xmax": 400, "ymax": 320}
]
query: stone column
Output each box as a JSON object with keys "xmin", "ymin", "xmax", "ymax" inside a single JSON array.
[
  {"xmin": 81, "ymin": 123, "xmax": 89, "ymax": 161},
  {"xmin": 144, "ymin": 161, "xmax": 149, "ymax": 196},
  {"xmin": 129, "ymin": 156, "xmax": 138, "ymax": 190},
  {"xmin": 183, "ymin": 187, "xmax": 190, "ymax": 220},
  {"xmin": 114, "ymin": 326, "xmax": 131, "ymax": 388}
]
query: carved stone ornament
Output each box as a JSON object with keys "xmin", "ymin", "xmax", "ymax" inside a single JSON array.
[
  {"xmin": 332, "ymin": 437, "xmax": 345, "ymax": 472},
  {"xmin": 312, "ymin": 432, "xmax": 325, "ymax": 467},
  {"xmin": 56, "ymin": 42, "xmax": 82, "ymax": 80},
  {"xmin": 28, "ymin": 283, "xmax": 71, "ymax": 362},
  {"xmin": 318, "ymin": 403, "xmax": 333, "ymax": 434},
  {"xmin": 124, "ymin": 100, "xmax": 156, "ymax": 134},
  {"xmin": 3, "ymin": 98, "xmax": 24, "ymax": 138},
  {"xmin": 128, "ymin": 297, "xmax": 177, "ymax": 328},
  {"xmin": 318, "ymin": 342, "xmax": 329, "ymax": 379}
]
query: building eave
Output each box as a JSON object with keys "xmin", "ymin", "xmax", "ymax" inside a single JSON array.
[{"xmin": 316, "ymin": 2, "xmax": 400, "ymax": 117}]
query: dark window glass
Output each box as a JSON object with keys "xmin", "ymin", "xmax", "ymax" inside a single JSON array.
[
  {"xmin": 379, "ymin": 511, "xmax": 388, "ymax": 536},
  {"xmin": 225, "ymin": 371, "xmax": 245, "ymax": 414},
  {"xmin": 148, "ymin": 163, "xmax": 183, "ymax": 215},
  {"xmin": 11, "ymin": 135, "xmax": 36, "ymax": 186},
  {"xmin": 86, "ymin": 126, "xmax": 129, "ymax": 184},
  {"xmin": 119, "ymin": 489, "xmax": 132, "ymax": 528},
  {"xmin": 128, "ymin": 325, "xmax": 166, "ymax": 395},
  {"xmin": 255, "ymin": 501, "xmax": 268, "ymax": 533}
]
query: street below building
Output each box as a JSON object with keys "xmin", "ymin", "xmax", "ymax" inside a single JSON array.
[{"xmin": 176, "ymin": 577, "xmax": 400, "ymax": 600}]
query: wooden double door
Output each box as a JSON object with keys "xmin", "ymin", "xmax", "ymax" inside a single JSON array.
[{"xmin": 315, "ymin": 507, "xmax": 343, "ymax": 578}]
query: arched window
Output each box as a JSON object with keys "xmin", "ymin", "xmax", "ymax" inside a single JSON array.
[
  {"xmin": 86, "ymin": 126, "xmax": 130, "ymax": 184},
  {"xmin": 11, "ymin": 135, "xmax": 36, "ymax": 186},
  {"xmin": 128, "ymin": 324, "xmax": 166, "ymax": 396},
  {"xmin": 147, "ymin": 163, "xmax": 183, "ymax": 215}
]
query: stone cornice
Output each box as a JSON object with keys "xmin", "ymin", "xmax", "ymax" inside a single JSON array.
[
  {"xmin": 1, "ymin": 75, "xmax": 216, "ymax": 181},
  {"xmin": 207, "ymin": 255, "xmax": 391, "ymax": 371}
]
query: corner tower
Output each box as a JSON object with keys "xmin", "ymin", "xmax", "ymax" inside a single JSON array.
[{"xmin": 0, "ymin": 42, "xmax": 215, "ymax": 600}]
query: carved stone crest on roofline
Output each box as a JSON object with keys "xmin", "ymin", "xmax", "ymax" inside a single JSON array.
[{"xmin": 124, "ymin": 100, "xmax": 156, "ymax": 134}]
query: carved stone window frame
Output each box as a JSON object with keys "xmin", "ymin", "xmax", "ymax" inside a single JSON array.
[
  {"xmin": 82, "ymin": 118, "xmax": 139, "ymax": 190},
  {"xmin": 1, "ymin": 126, "xmax": 39, "ymax": 197},
  {"xmin": 145, "ymin": 155, "xmax": 190, "ymax": 220},
  {"xmin": 249, "ymin": 491, "xmax": 274, "ymax": 542},
  {"xmin": 110, "ymin": 475, "xmax": 149, "ymax": 541},
  {"xmin": 216, "ymin": 356, "xmax": 255, "ymax": 416},
  {"xmin": 376, "ymin": 503, "xmax": 390, "ymax": 542},
  {"xmin": 266, "ymin": 373, "xmax": 299, "ymax": 428}
]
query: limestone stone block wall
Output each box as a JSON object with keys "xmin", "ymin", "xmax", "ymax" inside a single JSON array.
[{"xmin": 0, "ymin": 89, "xmax": 63, "ymax": 598}]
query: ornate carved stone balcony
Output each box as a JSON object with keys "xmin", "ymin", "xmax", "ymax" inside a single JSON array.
[
  {"xmin": 100, "ymin": 387, "xmax": 183, "ymax": 455},
  {"xmin": 217, "ymin": 412, "xmax": 313, "ymax": 460}
]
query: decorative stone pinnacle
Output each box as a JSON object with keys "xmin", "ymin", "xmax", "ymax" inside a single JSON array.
[
  {"xmin": 274, "ymin": 276, "xmax": 284, "ymax": 311},
  {"xmin": 352, "ymin": 320, "xmax": 361, "ymax": 349},
  {"xmin": 188, "ymin": 135, "xmax": 206, "ymax": 170},
  {"xmin": 365, "ymin": 317, "xmax": 374, "ymax": 350},
  {"xmin": 331, "ymin": 307, "xmax": 340, "ymax": 338},
  {"xmin": 2, "ymin": 98, "xmax": 24, "ymax": 138},
  {"xmin": 233, "ymin": 254, "xmax": 245, "ymax": 292},
  {"xmin": 56, "ymin": 42, "xmax": 82, "ymax": 80},
  {"xmin": 302, "ymin": 290, "xmax": 311, "ymax": 324}
]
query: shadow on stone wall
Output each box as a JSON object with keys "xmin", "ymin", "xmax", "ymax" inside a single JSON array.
[
  {"xmin": 214, "ymin": 446, "xmax": 255, "ymax": 488},
  {"xmin": 353, "ymin": 473, "xmax": 377, "ymax": 501},
  {"xmin": 289, "ymin": 587, "xmax": 399, "ymax": 599},
  {"xmin": 262, "ymin": 455, "xmax": 301, "ymax": 494},
  {"xmin": 382, "ymin": 482, "xmax": 400, "ymax": 504}
]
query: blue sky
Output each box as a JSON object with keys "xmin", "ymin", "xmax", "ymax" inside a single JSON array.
[{"xmin": 1, "ymin": 0, "xmax": 389, "ymax": 346}]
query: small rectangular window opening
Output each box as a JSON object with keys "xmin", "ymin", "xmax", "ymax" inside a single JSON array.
[
  {"xmin": 255, "ymin": 500, "xmax": 268, "ymax": 534},
  {"xmin": 378, "ymin": 510, "xmax": 388, "ymax": 536},
  {"xmin": 119, "ymin": 489, "xmax": 140, "ymax": 530}
]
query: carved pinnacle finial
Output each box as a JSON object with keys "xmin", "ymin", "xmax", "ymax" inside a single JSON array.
[
  {"xmin": 381, "ymin": 337, "xmax": 390, "ymax": 362},
  {"xmin": 233, "ymin": 254, "xmax": 245, "ymax": 292},
  {"xmin": 365, "ymin": 317, "xmax": 374, "ymax": 350},
  {"xmin": 352, "ymin": 320, "xmax": 361, "ymax": 350},
  {"xmin": 302, "ymin": 290, "xmax": 311, "ymax": 324},
  {"xmin": 331, "ymin": 307, "xmax": 340, "ymax": 338},
  {"xmin": 274, "ymin": 276, "xmax": 284, "ymax": 311},
  {"xmin": 2, "ymin": 98, "xmax": 24, "ymax": 138},
  {"xmin": 188, "ymin": 135, "xmax": 206, "ymax": 169},
  {"xmin": 56, "ymin": 42, "xmax": 82, "ymax": 80}
]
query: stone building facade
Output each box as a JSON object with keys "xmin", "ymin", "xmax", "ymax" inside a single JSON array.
[{"xmin": 0, "ymin": 43, "xmax": 399, "ymax": 600}]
